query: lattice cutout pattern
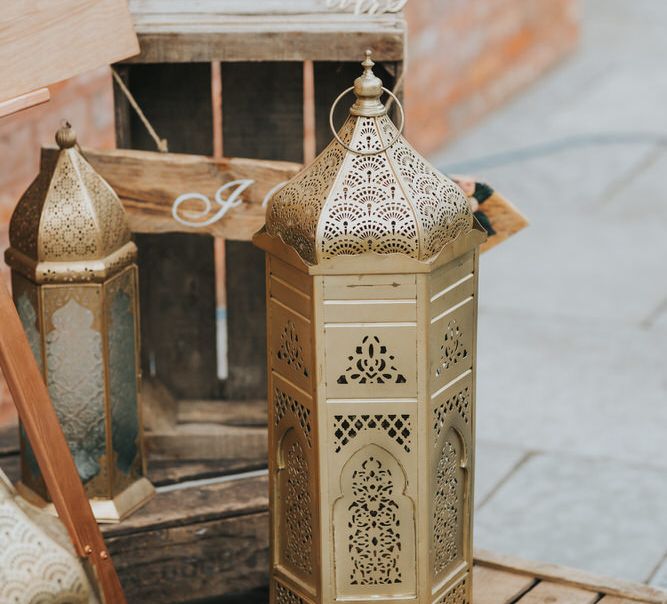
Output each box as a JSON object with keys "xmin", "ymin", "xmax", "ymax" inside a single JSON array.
[
  {"xmin": 436, "ymin": 320, "xmax": 468, "ymax": 378},
  {"xmin": 333, "ymin": 415, "xmax": 411, "ymax": 453},
  {"xmin": 284, "ymin": 441, "xmax": 313, "ymax": 575},
  {"xmin": 433, "ymin": 386, "xmax": 471, "ymax": 446},
  {"xmin": 433, "ymin": 441, "xmax": 460, "ymax": 575},
  {"xmin": 337, "ymin": 335, "xmax": 406, "ymax": 385},
  {"xmin": 266, "ymin": 108, "xmax": 472, "ymax": 264},
  {"xmin": 348, "ymin": 456, "xmax": 402, "ymax": 585},
  {"xmin": 275, "ymin": 582, "xmax": 305, "ymax": 604},
  {"xmin": 436, "ymin": 578, "xmax": 468, "ymax": 604},
  {"xmin": 275, "ymin": 389, "xmax": 312, "ymax": 448},
  {"xmin": 277, "ymin": 320, "xmax": 309, "ymax": 377}
]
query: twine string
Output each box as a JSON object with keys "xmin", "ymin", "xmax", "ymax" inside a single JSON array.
[{"xmin": 111, "ymin": 67, "xmax": 169, "ymax": 153}]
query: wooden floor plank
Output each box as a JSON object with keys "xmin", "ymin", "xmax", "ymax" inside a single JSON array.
[
  {"xmin": 598, "ymin": 597, "xmax": 653, "ymax": 604},
  {"xmin": 473, "ymin": 565, "xmax": 536, "ymax": 604},
  {"xmin": 516, "ymin": 581, "xmax": 599, "ymax": 604},
  {"xmin": 475, "ymin": 549, "xmax": 667, "ymax": 604}
]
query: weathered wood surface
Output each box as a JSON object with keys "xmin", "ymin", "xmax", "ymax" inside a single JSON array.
[
  {"xmin": 123, "ymin": 2, "xmax": 405, "ymax": 63},
  {"xmin": 40, "ymin": 147, "xmax": 300, "ymax": 241},
  {"xmin": 1, "ymin": 0, "xmax": 138, "ymax": 102}
]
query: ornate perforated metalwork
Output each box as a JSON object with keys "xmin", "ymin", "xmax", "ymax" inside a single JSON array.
[
  {"xmin": 284, "ymin": 440, "xmax": 313, "ymax": 575},
  {"xmin": 45, "ymin": 298, "xmax": 105, "ymax": 483},
  {"xmin": 436, "ymin": 320, "xmax": 468, "ymax": 378},
  {"xmin": 333, "ymin": 415, "xmax": 411, "ymax": 453},
  {"xmin": 436, "ymin": 578, "xmax": 468, "ymax": 604},
  {"xmin": 433, "ymin": 440, "xmax": 460, "ymax": 575},
  {"xmin": 107, "ymin": 270, "xmax": 140, "ymax": 481},
  {"xmin": 7, "ymin": 128, "xmax": 135, "ymax": 284},
  {"xmin": 275, "ymin": 582, "xmax": 305, "ymax": 604},
  {"xmin": 347, "ymin": 455, "xmax": 403, "ymax": 585},
  {"xmin": 337, "ymin": 335, "xmax": 406, "ymax": 384},
  {"xmin": 277, "ymin": 320, "xmax": 309, "ymax": 377},
  {"xmin": 265, "ymin": 69, "xmax": 473, "ymax": 264},
  {"xmin": 433, "ymin": 386, "xmax": 471, "ymax": 446},
  {"xmin": 267, "ymin": 118, "xmax": 354, "ymax": 262},
  {"xmin": 274, "ymin": 389, "xmax": 312, "ymax": 448}
]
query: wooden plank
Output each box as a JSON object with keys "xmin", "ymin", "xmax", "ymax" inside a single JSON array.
[
  {"xmin": 114, "ymin": 63, "xmax": 220, "ymax": 401},
  {"xmin": 129, "ymin": 0, "xmax": 402, "ymax": 15},
  {"xmin": 146, "ymin": 423, "xmax": 267, "ymax": 461},
  {"xmin": 517, "ymin": 581, "xmax": 599, "ymax": 604},
  {"xmin": 598, "ymin": 597, "xmax": 651, "ymax": 604},
  {"xmin": 123, "ymin": 11, "xmax": 405, "ymax": 63},
  {"xmin": 41, "ymin": 146, "xmax": 300, "ymax": 240},
  {"xmin": 0, "ymin": 88, "xmax": 49, "ymax": 118},
  {"xmin": 102, "ymin": 474, "xmax": 268, "ymax": 536},
  {"xmin": 222, "ymin": 62, "xmax": 305, "ymax": 401},
  {"xmin": 106, "ymin": 511, "xmax": 269, "ymax": 603},
  {"xmin": 475, "ymin": 549, "xmax": 667, "ymax": 604},
  {"xmin": 177, "ymin": 399, "xmax": 267, "ymax": 427},
  {"xmin": 473, "ymin": 565, "xmax": 536, "ymax": 604},
  {"xmin": 1, "ymin": 0, "xmax": 138, "ymax": 102}
]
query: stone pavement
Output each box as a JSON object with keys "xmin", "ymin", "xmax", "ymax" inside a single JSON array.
[{"xmin": 430, "ymin": 0, "xmax": 667, "ymax": 586}]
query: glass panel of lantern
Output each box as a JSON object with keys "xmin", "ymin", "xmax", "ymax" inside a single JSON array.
[{"xmin": 5, "ymin": 124, "xmax": 154, "ymax": 522}]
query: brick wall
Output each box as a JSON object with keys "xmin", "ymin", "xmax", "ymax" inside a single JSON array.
[
  {"xmin": 404, "ymin": 0, "xmax": 580, "ymax": 154},
  {"xmin": 0, "ymin": 66, "xmax": 115, "ymax": 425},
  {"xmin": 0, "ymin": 2, "xmax": 579, "ymax": 425}
]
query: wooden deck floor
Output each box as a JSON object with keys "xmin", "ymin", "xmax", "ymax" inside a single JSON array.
[{"xmin": 1, "ymin": 425, "xmax": 665, "ymax": 603}]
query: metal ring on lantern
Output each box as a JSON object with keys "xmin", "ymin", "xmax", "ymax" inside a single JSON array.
[{"xmin": 329, "ymin": 86, "xmax": 405, "ymax": 156}]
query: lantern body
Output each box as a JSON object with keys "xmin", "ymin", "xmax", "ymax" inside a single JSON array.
[
  {"xmin": 256, "ymin": 233, "xmax": 482, "ymax": 604},
  {"xmin": 5, "ymin": 126, "xmax": 154, "ymax": 522},
  {"xmin": 256, "ymin": 53, "xmax": 485, "ymax": 604}
]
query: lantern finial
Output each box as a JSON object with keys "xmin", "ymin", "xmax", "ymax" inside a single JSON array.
[
  {"xmin": 351, "ymin": 50, "xmax": 385, "ymax": 117},
  {"xmin": 55, "ymin": 121, "xmax": 77, "ymax": 149}
]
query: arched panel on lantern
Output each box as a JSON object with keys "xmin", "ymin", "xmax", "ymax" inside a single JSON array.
[
  {"xmin": 333, "ymin": 443, "xmax": 416, "ymax": 599},
  {"xmin": 431, "ymin": 426, "xmax": 469, "ymax": 589},
  {"xmin": 276, "ymin": 427, "xmax": 316, "ymax": 587}
]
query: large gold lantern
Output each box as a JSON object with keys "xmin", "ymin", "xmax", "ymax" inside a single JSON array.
[
  {"xmin": 5, "ymin": 124, "xmax": 154, "ymax": 522},
  {"xmin": 254, "ymin": 53, "xmax": 486, "ymax": 604}
]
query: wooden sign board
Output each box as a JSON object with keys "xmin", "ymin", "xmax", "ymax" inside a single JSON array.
[
  {"xmin": 1, "ymin": 0, "xmax": 139, "ymax": 103},
  {"xmin": 41, "ymin": 146, "xmax": 526, "ymax": 252}
]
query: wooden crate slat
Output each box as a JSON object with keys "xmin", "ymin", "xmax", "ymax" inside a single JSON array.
[
  {"xmin": 516, "ymin": 581, "xmax": 599, "ymax": 604},
  {"xmin": 105, "ymin": 511, "xmax": 269, "ymax": 603},
  {"xmin": 473, "ymin": 565, "xmax": 536, "ymax": 604}
]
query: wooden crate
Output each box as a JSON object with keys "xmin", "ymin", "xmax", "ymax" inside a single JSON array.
[{"xmin": 112, "ymin": 3, "xmax": 407, "ymax": 450}]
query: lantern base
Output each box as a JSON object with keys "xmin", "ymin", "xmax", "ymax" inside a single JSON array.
[{"xmin": 16, "ymin": 477, "xmax": 156, "ymax": 524}]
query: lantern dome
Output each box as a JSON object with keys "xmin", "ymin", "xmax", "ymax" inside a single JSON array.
[
  {"xmin": 266, "ymin": 51, "xmax": 473, "ymax": 265},
  {"xmin": 6, "ymin": 123, "xmax": 135, "ymax": 283}
]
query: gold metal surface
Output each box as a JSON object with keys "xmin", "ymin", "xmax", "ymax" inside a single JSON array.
[
  {"xmin": 6, "ymin": 124, "xmax": 152, "ymax": 522},
  {"xmin": 257, "ymin": 55, "xmax": 486, "ymax": 604},
  {"xmin": 266, "ymin": 53, "xmax": 473, "ymax": 265}
]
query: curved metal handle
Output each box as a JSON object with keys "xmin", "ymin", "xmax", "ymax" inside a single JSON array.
[{"xmin": 329, "ymin": 86, "xmax": 405, "ymax": 156}]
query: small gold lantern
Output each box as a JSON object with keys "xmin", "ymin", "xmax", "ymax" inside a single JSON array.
[
  {"xmin": 254, "ymin": 52, "xmax": 486, "ymax": 604},
  {"xmin": 5, "ymin": 124, "xmax": 154, "ymax": 522}
]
